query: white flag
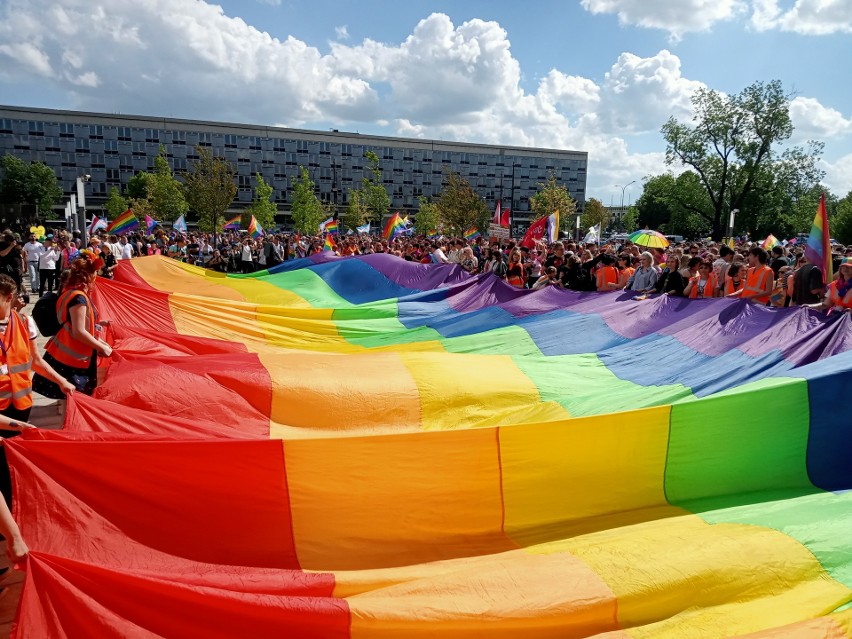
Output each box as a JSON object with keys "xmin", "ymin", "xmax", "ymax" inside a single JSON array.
[
  {"xmin": 318, "ymin": 216, "xmax": 334, "ymax": 232},
  {"xmin": 582, "ymin": 223, "xmax": 600, "ymax": 244}
]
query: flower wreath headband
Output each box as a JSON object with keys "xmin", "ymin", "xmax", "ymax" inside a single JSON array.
[{"xmin": 79, "ymin": 249, "xmax": 105, "ymax": 271}]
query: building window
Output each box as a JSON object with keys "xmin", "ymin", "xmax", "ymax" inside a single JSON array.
[
  {"xmin": 28, "ymin": 121, "xmax": 44, "ymax": 136},
  {"xmin": 59, "ymin": 123, "xmax": 74, "ymax": 138},
  {"xmin": 76, "ymin": 138, "xmax": 90, "ymax": 152},
  {"xmin": 145, "ymin": 128, "xmax": 159, "ymax": 143},
  {"xmin": 118, "ymin": 127, "xmax": 131, "ymax": 141}
]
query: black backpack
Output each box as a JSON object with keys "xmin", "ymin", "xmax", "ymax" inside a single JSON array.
[{"xmin": 32, "ymin": 292, "xmax": 62, "ymax": 337}]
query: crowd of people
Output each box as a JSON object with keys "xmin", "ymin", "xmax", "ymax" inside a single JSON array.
[
  {"xmin": 122, "ymin": 226, "xmax": 850, "ymax": 312},
  {"xmin": 11, "ymin": 224, "xmax": 846, "ymax": 313}
]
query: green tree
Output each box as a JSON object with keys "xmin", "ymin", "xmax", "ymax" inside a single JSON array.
[
  {"xmin": 530, "ymin": 172, "xmax": 577, "ymax": 231},
  {"xmin": 414, "ymin": 197, "xmax": 440, "ymax": 236},
  {"xmin": 635, "ymin": 173, "xmax": 712, "ymax": 238},
  {"xmin": 435, "ymin": 169, "xmax": 489, "ymax": 235},
  {"xmin": 126, "ymin": 172, "xmax": 150, "ymax": 199},
  {"xmin": 0, "ymin": 154, "xmax": 63, "ymax": 218},
  {"xmin": 580, "ymin": 198, "xmax": 610, "ymax": 231},
  {"xmin": 104, "ymin": 187, "xmax": 128, "ymax": 220},
  {"xmin": 244, "ymin": 173, "xmax": 277, "ymax": 230},
  {"xmin": 621, "ymin": 205, "xmax": 639, "ymax": 232},
  {"xmin": 182, "ymin": 146, "xmax": 236, "ymax": 233},
  {"xmin": 127, "ymin": 197, "xmax": 156, "ymax": 222},
  {"xmin": 833, "ymin": 191, "xmax": 852, "ymax": 245},
  {"xmin": 289, "ymin": 166, "xmax": 326, "ymax": 233},
  {"xmin": 348, "ymin": 151, "xmax": 390, "ymax": 223},
  {"xmin": 341, "ymin": 188, "xmax": 369, "ymax": 231},
  {"xmin": 148, "ymin": 146, "xmax": 189, "ymax": 223},
  {"xmin": 661, "ymin": 80, "xmax": 823, "ymax": 239}
]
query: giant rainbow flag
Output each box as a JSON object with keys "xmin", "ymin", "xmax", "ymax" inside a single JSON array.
[{"xmin": 6, "ymin": 253, "xmax": 852, "ymax": 638}]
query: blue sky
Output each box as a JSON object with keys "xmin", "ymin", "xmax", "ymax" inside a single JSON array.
[{"xmin": 1, "ymin": 0, "xmax": 850, "ymax": 204}]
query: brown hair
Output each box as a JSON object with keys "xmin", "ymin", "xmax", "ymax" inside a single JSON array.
[
  {"xmin": 63, "ymin": 255, "xmax": 100, "ymax": 291},
  {"xmin": 0, "ymin": 274, "xmax": 16, "ymax": 296}
]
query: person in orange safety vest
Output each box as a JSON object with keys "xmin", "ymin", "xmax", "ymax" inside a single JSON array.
[{"xmin": 727, "ymin": 247, "xmax": 773, "ymax": 304}]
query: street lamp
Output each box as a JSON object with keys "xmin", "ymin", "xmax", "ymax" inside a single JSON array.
[
  {"xmin": 616, "ymin": 180, "xmax": 636, "ymax": 217},
  {"xmin": 76, "ymin": 174, "xmax": 91, "ymax": 244},
  {"xmin": 729, "ymin": 208, "xmax": 738, "ymax": 242}
]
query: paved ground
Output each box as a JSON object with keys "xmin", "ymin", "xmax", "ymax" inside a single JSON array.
[{"xmin": 0, "ymin": 285, "xmax": 66, "ymax": 636}]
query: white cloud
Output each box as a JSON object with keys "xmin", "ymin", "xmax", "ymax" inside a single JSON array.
[
  {"xmin": 0, "ymin": 42, "xmax": 52, "ymax": 77},
  {"xmin": 580, "ymin": 0, "xmax": 746, "ymax": 39},
  {"xmin": 751, "ymin": 0, "xmax": 852, "ymax": 34},
  {"xmin": 0, "ymin": 2, "xmax": 714, "ymax": 198},
  {"xmin": 595, "ymin": 50, "xmax": 704, "ymax": 134},
  {"xmin": 821, "ymin": 154, "xmax": 852, "ymax": 198},
  {"xmin": 789, "ymin": 97, "xmax": 852, "ymax": 140},
  {"xmin": 335, "ymin": 25, "xmax": 349, "ymax": 40}
]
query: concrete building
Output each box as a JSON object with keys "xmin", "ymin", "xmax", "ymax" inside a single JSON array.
[{"xmin": 0, "ymin": 105, "xmax": 587, "ymax": 233}]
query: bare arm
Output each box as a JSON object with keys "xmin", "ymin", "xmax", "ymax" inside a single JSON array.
[
  {"xmin": 31, "ymin": 345, "xmax": 75, "ymax": 394},
  {"xmin": 69, "ymin": 304, "xmax": 112, "ymax": 356}
]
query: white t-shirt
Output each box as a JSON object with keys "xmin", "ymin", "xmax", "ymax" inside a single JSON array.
[
  {"xmin": 120, "ymin": 243, "xmax": 134, "ymax": 260},
  {"xmin": 0, "ymin": 314, "xmax": 39, "ymax": 341},
  {"xmin": 109, "ymin": 242, "xmax": 122, "ymax": 260},
  {"xmin": 23, "ymin": 241, "xmax": 45, "ymax": 263},
  {"xmin": 432, "ymin": 248, "xmax": 449, "ymax": 264},
  {"xmin": 241, "ymin": 244, "xmax": 253, "ymax": 262},
  {"xmin": 38, "ymin": 246, "xmax": 60, "ymax": 269}
]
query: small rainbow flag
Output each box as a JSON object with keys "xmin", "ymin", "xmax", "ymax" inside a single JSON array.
[
  {"xmin": 247, "ymin": 215, "xmax": 263, "ymax": 239},
  {"xmin": 105, "ymin": 209, "xmax": 139, "ymax": 235},
  {"xmin": 324, "ymin": 234, "xmax": 337, "ymax": 252},
  {"xmin": 805, "ymin": 193, "xmax": 833, "ymax": 285},
  {"xmin": 427, "ymin": 230, "xmax": 439, "ymax": 240},
  {"xmin": 223, "ymin": 215, "xmax": 241, "ymax": 230},
  {"xmin": 761, "ymin": 234, "xmax": 780, "ymax": 250},
  {"xmin": 464, "ymin": 227, "xmax": 480, "ymax": 240},
  {"xmin": 325, "ymin": 220, "xmax": 339, "ymax": 234},
  {"xmin": 383, "ymin": 213, "xmax": 405, "ymax": 240}
]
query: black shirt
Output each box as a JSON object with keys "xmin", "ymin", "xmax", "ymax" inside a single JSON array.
[
  {"xmin": 791, "ymin": 264, "xmax": 823, "ymax": 305},
  {"xmin": 655, "ymin": 269, "xmax": 686, "ymax": 295}
]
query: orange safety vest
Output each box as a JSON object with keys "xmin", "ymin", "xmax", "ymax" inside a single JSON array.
[
  {"xmin": 725, "ymin": 276, "xmax": 744, "ymax": 296},
  {"xmin": 596, "ymin": 266, "xmax": 619, "ymax": 291},
  {"xmin": 741, "ymin": 265, "xmax": 773, "ymax": 304},
  {"xmin": 688, "ymin": 273, "xmax": 718, "ymax": 299},
  {"xmin": 828, "ymin": 280, "xmax": 852, "ymax": 309},
  {"xmin": 46, "ymin": 289, "xmax": 97, "ymax": 369},
  {"xmin": 0, "ymin": 311, "xmax": 34, "ymax": 411}
]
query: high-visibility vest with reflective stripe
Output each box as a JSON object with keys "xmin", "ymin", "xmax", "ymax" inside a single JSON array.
[
  {"xmin": 45, "ymin": 289, "xmax": 97, "ymax": 368},
  {"xmin": 596, "ymin": 266, "xmax": 619, "ymax": 291},
  {"xmin": 0, "ymin": 311, "xmax": 34, "ymax": 411},
  {"xmin": 828, "ymin": 281, "xmax": 852, "ymax": 309},
  {"xmin": 742, "ymin": 266, "xmax": 773, "ymax": 304},
  {"xmin": 689, "ymin": 273, "xmax": 718, "ymax": 299}
]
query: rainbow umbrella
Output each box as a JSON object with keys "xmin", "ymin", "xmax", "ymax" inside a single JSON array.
[{"xmin": 629, "ymin": 229, "xmax": 669, "ymax": 248}]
